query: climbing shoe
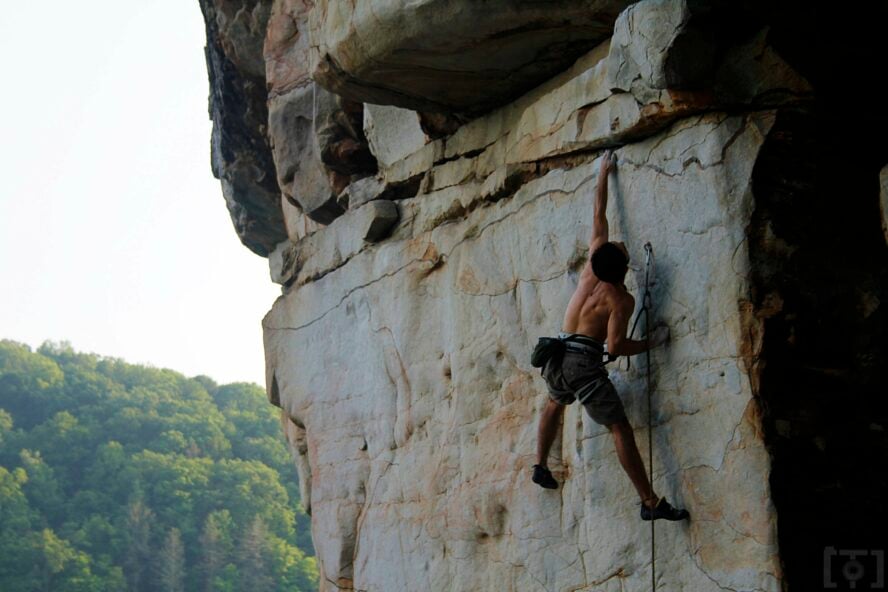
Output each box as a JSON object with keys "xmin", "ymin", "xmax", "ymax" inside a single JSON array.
[
  {"xmin": 532, "ymin": 465, "xmax": 558, "ymax": 489},
  {"xmin": 640, "ymin": 497, "xmax": 689, "ymax": 521}
]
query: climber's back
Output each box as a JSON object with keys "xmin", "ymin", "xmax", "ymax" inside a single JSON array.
[{"xmin": 562, "ymin": 240, "xmax": 632, "ymax": 344}]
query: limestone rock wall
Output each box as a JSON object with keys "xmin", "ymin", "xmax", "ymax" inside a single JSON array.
[
  {"xmin": 197, "ymin": 1, "xmax": 838, "ymax": 590},
  {"xmin": 266, "ymin": 112, "xmax": 782, "ymax": 592}
]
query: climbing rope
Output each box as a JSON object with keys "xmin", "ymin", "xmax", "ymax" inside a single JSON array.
[
  {"xmin": 599, "ymin": 241, "xmax": 659, "ymax": 590},
  {"xmin": 622, "ymin": 243, "xmax": 657, "ymax": 590},
  {"xmin": 622, "ymin": 243, "xmax": 654, "ymax": 369},
  {"xmin": 641, "ymin": 242, "xmax": 656, "ymax": 592}
]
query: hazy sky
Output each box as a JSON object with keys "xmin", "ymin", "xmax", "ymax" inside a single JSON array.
[{"xmin": 0, "ymin": 1, "xmax": 281, "ymax": 385}]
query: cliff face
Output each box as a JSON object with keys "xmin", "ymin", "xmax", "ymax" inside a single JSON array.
[
  {"xmin": 200, "ymin": 1, "xmax": 887, "ymax": 590},
  {"xmin": 267, "ymin": 110, "xmax": 782, "ymax": 591}
]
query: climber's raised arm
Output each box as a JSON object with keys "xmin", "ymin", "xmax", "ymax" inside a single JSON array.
[{"xmin": 590, "ymin": 150, "xmax": 615, "ymax": 253}]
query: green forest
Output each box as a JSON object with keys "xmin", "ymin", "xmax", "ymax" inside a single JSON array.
[{"xmin": 0, "ymin": 340, "xmax": 318, "ymax": 592}]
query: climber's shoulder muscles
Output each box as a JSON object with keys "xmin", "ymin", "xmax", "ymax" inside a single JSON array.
[{"xmin": 573, "ymin": 247, "xmax": 603, "ymax": 307}]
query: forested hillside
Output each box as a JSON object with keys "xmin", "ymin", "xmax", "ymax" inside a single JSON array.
[{"xmin": 0, "ymin": 340, "xmax": 317, "ymax": 592}]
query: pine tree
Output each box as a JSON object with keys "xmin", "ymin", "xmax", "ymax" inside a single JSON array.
[
  {"xmin": 238, "ymin": 516, "xmax": 274, "ymax": 592},
  {"xmin": 124, "ymin": 499, "xmax": 153, "ymax": 592},
  {"xmin": 200, "ymin": 510, "xmax": 233, "ymax": 592},
  {"xmin": 158, "ymin": 528, "xmax": 185, "ymax": 592}
]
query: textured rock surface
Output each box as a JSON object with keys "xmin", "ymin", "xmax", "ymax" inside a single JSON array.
[
  {"xmin": 607, "ymin": 0, "xmax": 706, "ymax": 91},
  {"xmin": 264, "ymin": 0, "xmax": 313, "ymax": 97},
  {"xmin": 308, "ymin": 0, "xmax": 634, "ymax": 114},
  {"xmin": 265, "ymin": 112, "xmax": 782, "ymax": 591},
  {"xmin": 193, "ymin": 1, "xmax": 874, "ymax": 590},
  {"xmin": 363, "ymin": 105, "xmax": 428, "ymax": 170},
  {"xmin": 200, "ymin": 0, "xmax": 285, "ymax": 256},
  {"xmin": 280, "ymin": 196, "xmax": 322, "ymax": 243},
  {"xmin": 270, "ymin": 199, "xmax": 400, "ymax": 288},
  {"xmin": 354, "ymin": 17, "xmax": 808, "ymax": 208},
  {"xmin": 266, "ymin": 39, "xmax": 376, "ymax": 224},
  {"xmin": 267, "ymin": 85, "xmax": 354, "ymax": 224},
  {"xmin": 338, "ymin": 175, "xmax": 385, "ymax": 211}
]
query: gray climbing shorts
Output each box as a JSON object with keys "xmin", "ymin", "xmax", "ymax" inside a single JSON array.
[{"xmin": 541, "ymin": 335, "xmax": 627, "ymax": 426}]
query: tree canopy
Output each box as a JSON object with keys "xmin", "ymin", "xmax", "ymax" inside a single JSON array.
[{"xmin": 0, "ymin": 339, "xmax": 317, "ymax": 592}]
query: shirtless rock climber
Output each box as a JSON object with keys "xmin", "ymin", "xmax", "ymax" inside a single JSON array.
[{"xmin": 532, "ymin": 149, "xmax": 689, "ymax": 522}]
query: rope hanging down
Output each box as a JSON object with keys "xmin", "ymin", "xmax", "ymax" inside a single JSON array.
[
  {"xmin": 620, "ymin": 242, "xmax": 658, "ymax": 590},
  {"xmin": 626, "ymin": 242, "xmax": 657, "ymax": 592},
  {"xmin": 605, "ymin": 242, "xmax": 657, "ymax": 589},
  {"xmin": 640, "ymin": 242, "xmax": 656, "ymax": 592}
]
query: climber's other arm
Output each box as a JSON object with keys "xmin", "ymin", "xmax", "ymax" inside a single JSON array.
[{"xmin": 607, "ymin": 297, "xmax": 670, "ymax": 356}]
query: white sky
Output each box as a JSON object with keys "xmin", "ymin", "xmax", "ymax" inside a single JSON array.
[{"xmin": 0, "ymin": 1, "xmax": 281, "ymax": 385}]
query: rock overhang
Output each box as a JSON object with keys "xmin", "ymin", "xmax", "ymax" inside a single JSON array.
[{"xmin": 308, "ymin": 0, "xmax": 636, "ymax": 116}]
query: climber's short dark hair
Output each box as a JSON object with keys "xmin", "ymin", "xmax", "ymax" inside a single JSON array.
[{"xmin": 591, "ymin": 242, "xmax": 629, "ymax": 284}]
